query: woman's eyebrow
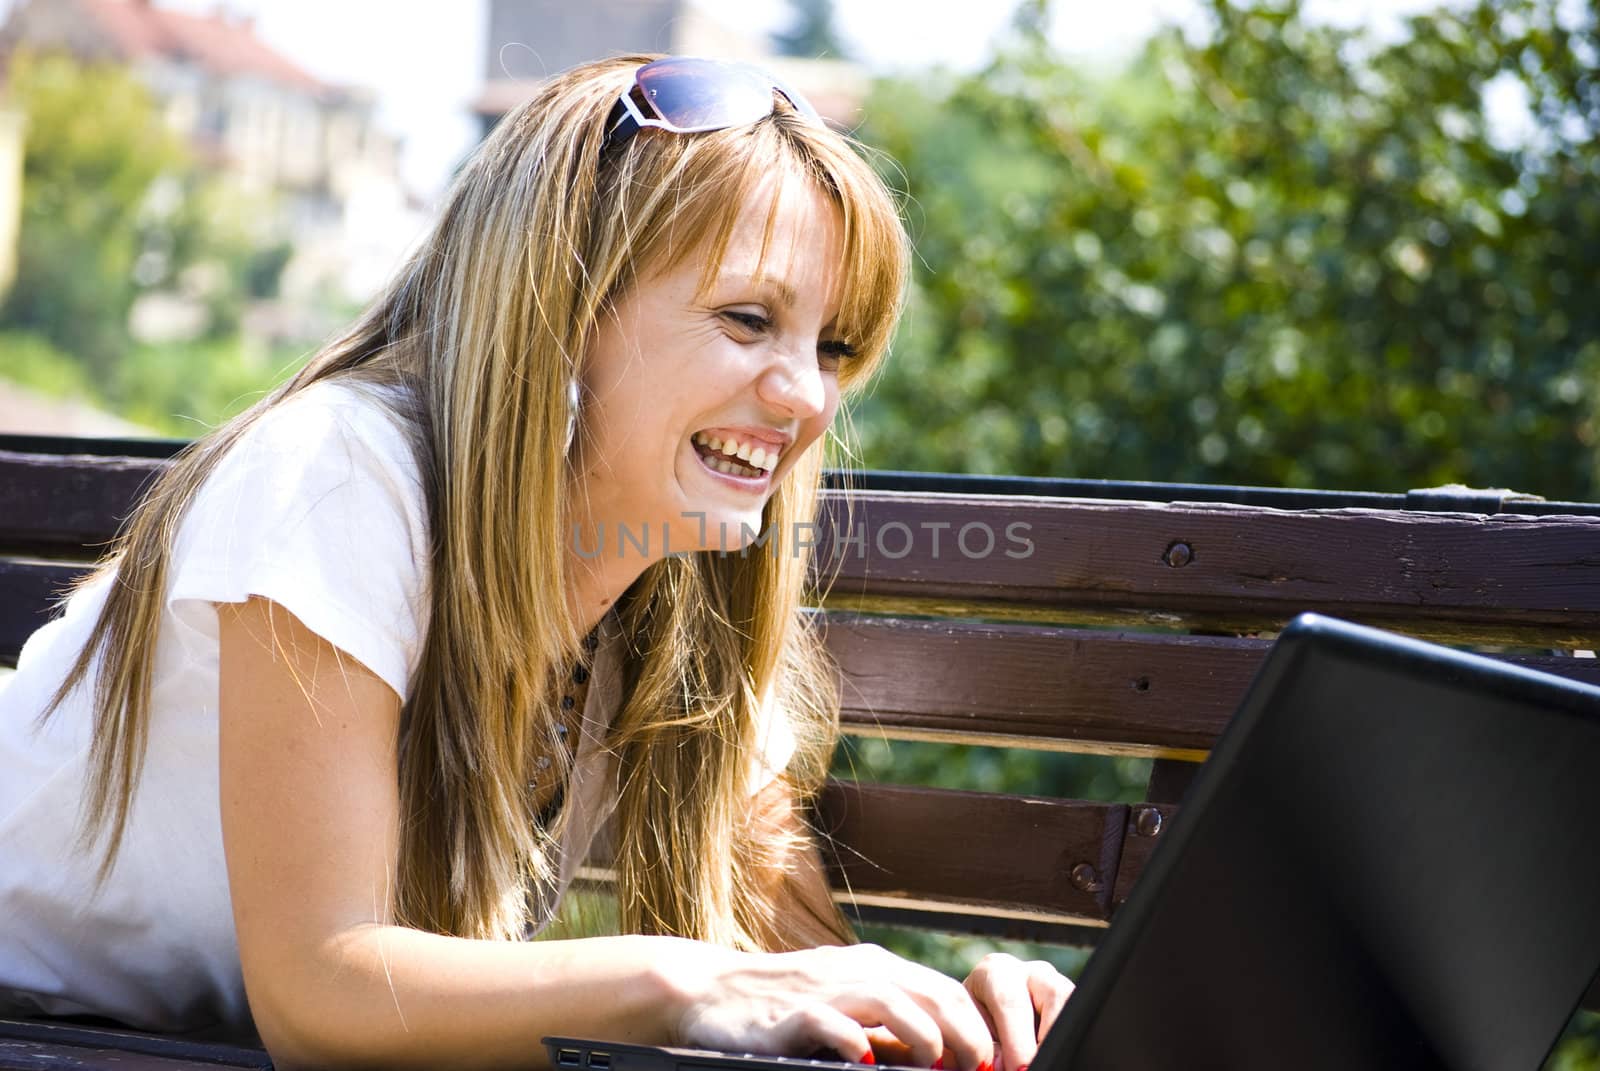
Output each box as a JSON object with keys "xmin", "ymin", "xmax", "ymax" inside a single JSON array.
[{"xmin": 712, "ymin": 272, "xmax": 798, "ymax": 309}]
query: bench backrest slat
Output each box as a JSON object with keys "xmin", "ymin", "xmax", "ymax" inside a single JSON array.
[
  {"xmin": 822, "ymin": 614, "xmax": 1600, "ymax": 756},
  {"xmin": 0, "ymin": 450, "xmax": 164, "ymax": 549},
  {"xmin": 814, "ymin": 780, "xmax": 1126, "ymax": 925},
  {"xmin": 1, "ymin": 562, "xmax": 87, "ymax": 663},
  {"xmin": 818, "ymin": 492, "xmax": 1600, "ymax": 645},
  {"xmin": 7, "ymin": 452, "xmax": 1599, "ymax": 639}
]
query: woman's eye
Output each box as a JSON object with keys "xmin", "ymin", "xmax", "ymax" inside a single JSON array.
[
  {"xmin": 722, "ymin": 310, "xmax": 856, "ymax": 368},
  {"xmin": 723, "ymin": 311, "xmax": 771, "ymax": 334},
  {"xmin": 818, "ymin": 340, "xmax": 858, "ymax": 369}
]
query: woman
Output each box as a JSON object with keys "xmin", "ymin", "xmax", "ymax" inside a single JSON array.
[{"xmin": 0, "ymin": 55, "xmax": 1073, "ymax": 1069}]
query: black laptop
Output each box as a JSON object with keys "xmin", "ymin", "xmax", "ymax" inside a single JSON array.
[{"xmin": 547, "ymin": 614, "xmax": 1600, "ymax": 1071}]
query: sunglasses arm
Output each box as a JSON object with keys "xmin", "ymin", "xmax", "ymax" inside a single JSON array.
[{"xmin": 602, "ymin": 90, "xmax": 658, "ymax": 152}]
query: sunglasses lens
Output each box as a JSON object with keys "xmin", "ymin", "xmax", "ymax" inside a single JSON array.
[{"xmin": 635, "ymin": 57, "xmax": 804, "ymax": 132}]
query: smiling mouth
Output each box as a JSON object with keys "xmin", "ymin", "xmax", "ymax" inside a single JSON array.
[{"xmin": 691, "ymin": 431, "xmax": 778, "ymax": 480}]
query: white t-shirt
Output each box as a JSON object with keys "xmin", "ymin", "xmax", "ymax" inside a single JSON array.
[{"xmin": 0, "ymin": 379, "xmax": 795, "ymax": 1039}]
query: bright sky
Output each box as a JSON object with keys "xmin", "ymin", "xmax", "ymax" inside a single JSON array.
[{"xmin": 0, "ymin": 0, "xmax": 1467, "ymax": 201}]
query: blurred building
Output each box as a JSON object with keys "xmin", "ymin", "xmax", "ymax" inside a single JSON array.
[
  {"xmin": 471, "ymin": 0, "xmax": 866, "ymax": 138},
  {"xmin": 0, "ymin": 0, "xmax": 421, "ymax": 306},
  {"xmin": 0, "ymin": 102, "xmax": 22, "ymax": 297}
]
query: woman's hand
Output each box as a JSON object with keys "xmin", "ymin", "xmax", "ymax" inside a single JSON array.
[
  {"xmin": 671, "ymin": 942, "xmax": 997, "ymax": 1069},
  {"xmin": 961, "ymin": 953, "xmax": 1075, "ymax": 1071}
]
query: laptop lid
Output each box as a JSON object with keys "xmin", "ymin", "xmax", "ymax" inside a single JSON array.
[{"xmin": 1036, "ymin": 613, "xmax": 1600, "ymax": 1069}]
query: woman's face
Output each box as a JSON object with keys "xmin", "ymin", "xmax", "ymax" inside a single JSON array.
[{"xmin": 575, "ymin": 172, "xmax": 847, "ymax": 558}]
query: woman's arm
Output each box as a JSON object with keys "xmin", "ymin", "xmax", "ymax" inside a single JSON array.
[
  {"xmin": 219, "ymin": 597, "xmax": 995, "ymax": 1071},
  {"xmin": 219, "ymin": 596, "xmax": 692, "ymax": 1069}
]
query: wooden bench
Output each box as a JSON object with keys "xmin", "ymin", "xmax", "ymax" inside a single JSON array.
[{"xmin": 4, "ymin": 433, "xmax": 1599, "ymax": 1068}]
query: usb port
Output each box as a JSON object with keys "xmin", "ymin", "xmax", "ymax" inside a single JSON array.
[
  {"xmin": 588, "ymin": 1052, "xmax": 611, "ymax": 1070},
  {"xmin": 558, "ymin": 1049, "xmax": 583, "ymax": 1067}
]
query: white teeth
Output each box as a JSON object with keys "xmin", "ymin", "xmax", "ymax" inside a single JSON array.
[
  {"xmin": 701, "ymin": 452, "xmax": 761, "ymax": 478},
  {"xmin": 694, "ymin": 432, "xmax": 780, "ymax": 473}
]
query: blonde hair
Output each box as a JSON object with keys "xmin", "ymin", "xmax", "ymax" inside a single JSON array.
[{"xmin": 42, "ymin": 54, "xmax": 910, "ymax": 949}]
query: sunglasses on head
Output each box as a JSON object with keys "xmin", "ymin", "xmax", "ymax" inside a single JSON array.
[{"xmin": 602, "ymin": 56, "xmax": 825, "ymax": 153}]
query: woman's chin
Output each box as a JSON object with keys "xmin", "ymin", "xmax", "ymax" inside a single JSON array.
[{"xmin": 684, "ymin": 507, "xmax": 770, "ymax": 555}]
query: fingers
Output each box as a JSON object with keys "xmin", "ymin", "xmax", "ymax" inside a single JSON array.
[
  {"xmin": 862, "ymin": 1025, "xmax": 910, "ymax": 1066},
  {"xmin": 832, "ymin": 983, "xmax": 945, "ymax": 1066},
  {"xmin": 779, "ymin": 973, "xmax": 989, "ymax": 1070},
  {"xmin": 773, "ymin": 1001, "xmax": 874, "ymax": 1066},
  {"xmin": 683, "ymin": 943, "xmax": 1001, "ymax": 1070},
  {"xmin": 963, "ymin": 955, "xmax": 1073, "ymax": 1071},
  {"xmin": 884, "ymin": 954, "xmax": 995, "ymax": 1071},
  {"xmin": 817, "ymin": 944, "xmax": 992, "ymax": 1070},
  {"xmin": 971, "ymin": 1001, "xmax": 998, "ymax": 1052},
  {"xmin": 1025, "ymin": 960, "xmax": 1074, "ymax": 1042},
  {"xmin": 965, "ymin": 955, "xmax": 1032, "ymax": 1071}
]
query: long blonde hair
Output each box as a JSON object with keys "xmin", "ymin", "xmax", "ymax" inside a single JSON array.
[{"xmin": 42, "ymin": 55, "xmax": 910, "ymax": 948}]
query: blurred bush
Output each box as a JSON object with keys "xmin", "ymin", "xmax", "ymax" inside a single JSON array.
[
  {"xmin": 0, "ymin": 53, "xmax": 188, "ymax": 379},
  {"xmin": 855, "ymin": 0, "xmax": 1599, "ymax": 500},
  {"xmin": 0, "ymin": 329, "xmax": 93, "ymax": 397}
]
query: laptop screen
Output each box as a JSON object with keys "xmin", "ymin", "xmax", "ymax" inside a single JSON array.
[{"xmin": 1041, "ymin": 616, "xmax": 1600, "ymax": 1070}]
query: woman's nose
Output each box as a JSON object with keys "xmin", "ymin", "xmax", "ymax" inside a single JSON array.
[{"xmin": 757, "ymin": 348, "xmax": 826, "ymax": 419}]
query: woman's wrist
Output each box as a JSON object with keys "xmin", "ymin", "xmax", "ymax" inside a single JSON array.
[{"xmin": 642, "ymin": 936, "xmax": 746, "ymax": 1046}]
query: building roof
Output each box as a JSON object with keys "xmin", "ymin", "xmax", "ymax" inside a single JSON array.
[{"xmin": 78, "ymin": 0, "xmax": 326, "ymax": 93}]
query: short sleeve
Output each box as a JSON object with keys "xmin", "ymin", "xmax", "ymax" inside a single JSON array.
[
  {"xmin": 165, "ymin": 382, "xmax": 430, "ymax": 700},
  {"xmin": 748, "ymin": 682, "xmax": 799, "ymax": 795}
]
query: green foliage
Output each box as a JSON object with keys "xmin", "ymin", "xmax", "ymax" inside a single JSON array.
[
  {"xmin": 0, "ymin": 328, "xmax": 299, "ymax": 436},
  {"xmin": 0, "ymin": 329, "xmax": 94, "ymax": 398},
  {"xmin": 854, "ymin": 923, "xmax": 1089, "ymax": 985},
  {"xmin": 1548, "ymin": 1011, "xmax": 1600, "ymax": 1071},
  {"xmin": 0, "ymin": 52, "xmax": 188, "ymax": 377},
  {"xmin": 242, "ymin": 241, "xmax": 295, "ymax": 301},
  {"xmin": 112, "ymin": 337, "xmax": 301, "ymax": 436},
  {"xmin": 834, "ymin": 737, "xmax": 1149, "ymax": 803},
  {"xmin": 173, "ymin": 182, "xmax": 292, "ymax": 341},
  {"xmin": 856, "ymin": 0, "xmax": 1600, "ymax": 500}
]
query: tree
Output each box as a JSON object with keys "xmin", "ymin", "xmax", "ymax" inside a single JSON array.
[
  {"xmin": 854, "ymin": 0, "xmax": 1600, "ymax": 501},
  {"xmin": 771, "ymin": 0, "xmax": 850, "ymax": 60},
  {"xmin": 1, "ymin": 52, "xmax": 189, "ymax": 378}
]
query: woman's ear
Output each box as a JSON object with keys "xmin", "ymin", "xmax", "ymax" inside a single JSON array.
[{"xmin": 564, "ymin": 375, "xmax": 581, "ymax": 453}]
